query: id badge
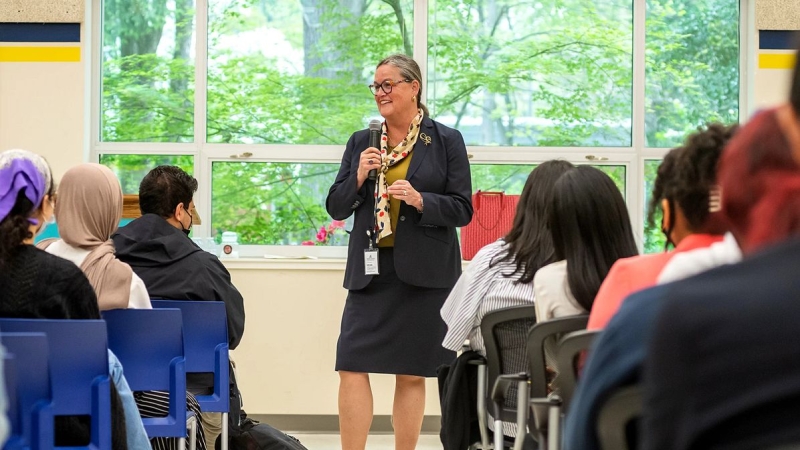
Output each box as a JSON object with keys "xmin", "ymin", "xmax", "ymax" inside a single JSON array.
[{"xmin": 364, "ymin": 248, "xmax": 380, "ymax": 275}]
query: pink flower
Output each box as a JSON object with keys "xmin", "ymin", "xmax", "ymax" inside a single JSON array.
[
  {"xmin": 316, "ymin": 226, "xmax": 328, "ymax": 242},
  {"xmin": 301, "ymin": 240, "xmax": 315, "ymax": 246},
  {"xmin": 330, "ymin": 220, "xmax": 346, "ymax": 229}
]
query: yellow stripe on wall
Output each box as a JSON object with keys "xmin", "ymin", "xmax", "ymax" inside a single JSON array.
[
  {"xmin": 759, "ymin": 53, "xmax": 796, "ymax": 69},
  {"xmin": 0, "ymin": 46, "xmax": 80, "ymax": 62}
]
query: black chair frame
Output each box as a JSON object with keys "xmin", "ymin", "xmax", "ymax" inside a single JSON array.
[
  {"xmin": 526, "ymin": 315, "xmax": 589, "ymax": 450},
  {"xmin": 475, "ymin": 305, "xmax": 538, "ymax": 450}
]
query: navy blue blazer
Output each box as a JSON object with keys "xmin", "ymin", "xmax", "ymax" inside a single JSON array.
[
  {"xmin": 643, "ymin": 238, "xmax": 800, "ymax": 450},
  {"xmin": 326, "ymin": 117, "xmax": 473, "ymax": 291}
]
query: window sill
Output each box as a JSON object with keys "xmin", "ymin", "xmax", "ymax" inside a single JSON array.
[
  {"xmin": 220, "ymin": 257, "xmax": 474, "ymax": 271},
  {"xmin": 220, "ymin": 257, "xmax": 348, "ymax": 271}
]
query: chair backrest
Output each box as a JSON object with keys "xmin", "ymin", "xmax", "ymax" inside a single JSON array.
[
  {"xmin": 0, "ymin": 319, "xmax": 111, "ymax": 450},
  {"xmin": 149, "ymin": 300, "xmax": 230, "ymax": 412},
  {"xmin": 480, "ymin": 305, "xmax": 538, "ymax": 422},
  {"xmin": 596, "ymin": 385, "xmax": 642, "ymax": 450},
  {"xmin": 2, "ymin": 332, "xmax": 53, "ymax": 450},
  {"xmin": 102, "ymin": 308, "xmax": 187, "ymax": 437},
  {"xmin": 149, "ymin": 300, "xmax": 228, "ymax": 372},
  {"xmin": 4, "ymin": 351, "xmax": 19, "ymax": 449},
  {"xmin": 526, "ymin": 315, "xmax": 589, "ymax": 399},
  {"xmin": 555, "ymin": 329, "xmax": 600, "ymax": 410}
]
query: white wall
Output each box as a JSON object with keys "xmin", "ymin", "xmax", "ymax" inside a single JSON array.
[
  {"xmin": 227, "ymin": 264, "xmax": 443, "ymax": 416},
  {"xmin": 0, "ymin": 48, "xmax": 86, "ymax": 182}
]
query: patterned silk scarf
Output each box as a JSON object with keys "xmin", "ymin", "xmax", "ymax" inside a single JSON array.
[{"xmin": 374, "ymin": 109, "xmax": 424, "ymax": 243}]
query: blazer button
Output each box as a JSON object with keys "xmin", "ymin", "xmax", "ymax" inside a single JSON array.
[{"xmin": 399, "ymin": 215, "xmax": 406, "ymax": 221}]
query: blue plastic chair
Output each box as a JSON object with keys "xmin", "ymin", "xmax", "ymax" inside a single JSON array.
[
  {"xmin": 150, "ymin": 300, "xmax": 230, "ymax": 449},
  {"xmin": 2, "ymin": 332, "xmax": 53, "ymax": 450},
  {"xmin": 102, "ymin": 308, "xmax": 196, "ymax": 450},
  {"xmin": 0, "ymin": 320, "xmax": 111, "ymax": 450},
  {"xmin": 3, "ymin": 351, "xmax": 19, "ymax": 450}
]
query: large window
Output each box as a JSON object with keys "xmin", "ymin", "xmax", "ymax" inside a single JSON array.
[
  {"xmin": 430, "ymin": 0, "xmax": 633, "ymax": 147},
  {"xmin": 93, "ymin": 0, "xmax": 744, "ymax": 257}
]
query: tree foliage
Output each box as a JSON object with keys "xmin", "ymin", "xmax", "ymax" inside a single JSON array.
[{"xmin": 100, "ymin": 0, "xmax": 739, "ymax": 249}]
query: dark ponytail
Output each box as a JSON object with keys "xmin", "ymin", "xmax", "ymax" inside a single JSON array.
[{"xmin": 0, "ymin": 190, "xmax": 36, "ymax": 269}]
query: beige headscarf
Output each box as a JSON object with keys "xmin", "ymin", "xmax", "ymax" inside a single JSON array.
[{"xmin": 41, "ymin": 163, "xmax": 132, "ymax": 310}]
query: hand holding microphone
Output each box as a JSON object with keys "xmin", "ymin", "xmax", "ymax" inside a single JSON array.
[
  {"xmin": 367, "ymin": 120, "xmax": 382, "ymax": 181},
  {"xmin": 357, "ymin": 120, "xmax": 383, "ymax": 187}
]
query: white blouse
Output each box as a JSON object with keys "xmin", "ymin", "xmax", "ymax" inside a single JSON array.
[
  {"xmin": 657, "ymin": 232, "xmax": 742, "ymax": 284},
  {"xmin": 45, "ymin": 240, "xmax": 152, "ymax": 309},
  {"xmin": 532, "ymin": 260, "xmax": 586, "ymax": 322}
]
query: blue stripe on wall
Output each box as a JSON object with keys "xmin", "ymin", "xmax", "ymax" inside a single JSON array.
[
  {"xmin": 759, "ymin": 30, "xmax": 800, "ymax": 50},
  {"xmin": 0, "ymin": 23, "xmax": 80, "ymax": 43}
]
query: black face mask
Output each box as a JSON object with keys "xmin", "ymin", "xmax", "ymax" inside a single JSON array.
[
  {"xmin": 182, "ymin": 207, "xmax": 193, "ymax": 236},
  {"xmin": 661, "ymin": 198, "xmax": 675, "ymax": 251}
]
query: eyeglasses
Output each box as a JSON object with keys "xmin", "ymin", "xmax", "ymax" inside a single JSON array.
[{"xmin": 368, "ymin": 79, "xmax": 411, "ymax": 95}]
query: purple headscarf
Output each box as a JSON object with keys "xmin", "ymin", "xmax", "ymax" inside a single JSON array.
[{"xmin": 0, "ymin": 149, "xmax": 50, "ymax": 224}]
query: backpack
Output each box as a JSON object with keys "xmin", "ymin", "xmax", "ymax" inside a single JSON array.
[{"xmin": 215, "ymin": 366, "xmax": 308, "ymax": 450}]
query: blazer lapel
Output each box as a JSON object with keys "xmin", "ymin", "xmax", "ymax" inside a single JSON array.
[{"xmin": 406, "ymin": 117, "xmax": 434, "ymax": 180}]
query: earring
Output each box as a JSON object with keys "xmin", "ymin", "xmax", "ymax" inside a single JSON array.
[{"xmin": 412, "ymin": 95, "xmax": 417, "ymax": 102}]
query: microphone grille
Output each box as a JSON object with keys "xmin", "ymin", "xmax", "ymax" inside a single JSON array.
[{"xmin": 369, "ymin": 119, "xmax": 382, "ymax": 131}]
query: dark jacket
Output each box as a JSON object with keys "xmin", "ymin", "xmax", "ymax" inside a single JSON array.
[
  {"xmin": 643, "ymin": 238, "xmax": 800, "ymax": 450},
  {"xmin": 563, "ymin": 285, "xmax": 668, "ymax": 450},
  {"xmin": 326, "ymin": 117, "xmax": 473, "ymax": 290},
  {"xmin": 112, "ymin": 214, "xmax": 245, "ymax": 350},
  {"xmin": 0, "ymin": 245, "xmax": 101, "ymax": 320},
  {"xmin": 437, "ymin": 350, "xmax": 485, "ymax": 450}
]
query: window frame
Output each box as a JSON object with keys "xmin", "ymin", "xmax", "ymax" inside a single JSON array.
[{"xmin": 89, "ymin": 0, "xmax": 753, "ymax": 259}]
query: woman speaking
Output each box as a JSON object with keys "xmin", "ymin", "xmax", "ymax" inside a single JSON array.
[{"xmin": 326, "ymin": 54, "xmax": 473, "ymax": 450}]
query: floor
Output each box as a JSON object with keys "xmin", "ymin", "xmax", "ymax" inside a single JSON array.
[{"xmin": 290, "ymin": 433, "xmax": 443, "ymax": 450}]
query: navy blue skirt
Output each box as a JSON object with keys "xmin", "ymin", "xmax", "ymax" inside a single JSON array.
[{"xmin": 335, "ymin": 248, "xmax": 456, "ymax": 377}]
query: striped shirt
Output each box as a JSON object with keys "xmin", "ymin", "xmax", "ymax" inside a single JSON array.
[
  {"xmin": 441, "ymin": 240, "xmax": 536, "ymax": 437},
  {"xmin": 441, "ymin": 240, "xmax": 536, "ymax": 354}
]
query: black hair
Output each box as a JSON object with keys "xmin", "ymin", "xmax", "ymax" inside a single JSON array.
[
  {"xmin": 549, "ymin": 166, "xmax": 638, "ymax": 311},
  {"xmin": 648, "ymin": 123, "xmax": 738, "ymax": 242},
  {"xmin": 0, "ymin": 164, "xmax": 55, "ymax": 269},
  {"xmin": 647, "ymin": 146, "xmax": 684, "ymax": 247},
  {"xmin": 492, "ymin": 160, "xmax": 575, "ymax": 283},
  {"xmin": 0, "ymin": 191, "xmax": 36, "ymax": 268},
  {"xmin": 138, "ymin": 165, "xmax": 198, "ymax": 218}
]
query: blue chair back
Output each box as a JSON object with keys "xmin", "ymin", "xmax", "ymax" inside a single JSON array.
[
  {"xmin": 0, "ymin": 320, "xmax": 111, "ymax": 450},
  {"xmin": 150, "ymin": 300, "xmax": 230, "ymax": 412},
  {"xmin": 4, "ymin": 351, "xmax": 19, "ymax": 450},
  {"xmin": 102, "ymin": 308, "xmax": 187, "ymax": 438},
  {"xmin": 2, "ymin": 332, "xmax": 53, "ymax": 450}
]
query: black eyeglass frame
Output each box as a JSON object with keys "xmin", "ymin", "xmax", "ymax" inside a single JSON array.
[{"xmin": 368, "ymin": 79, "xmax": 412, "ymax": 95}]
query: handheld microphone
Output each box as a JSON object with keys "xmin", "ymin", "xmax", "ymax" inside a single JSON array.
[{"xmin": 367, "ymin": 119, "xmax": 382, "ymax": 181}]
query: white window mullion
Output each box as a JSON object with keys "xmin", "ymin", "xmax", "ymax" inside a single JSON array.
[
  {"xmin": 195, "ymin": 0, "xmax": 211, "ymax": 238},
  {"xmin": 89, "ymin": 0, "xmax": 103, "ymax": 162},
  {"xmin": 741, "ymin": 0, "xmax": 755, "ymax": 121},
  {"xmin": 632, "ymin": 0, "xmax": 647, "ymax": 251},
  {"xmin": 414, "ymin": 0, "xmax": 428, "ymax": 98}
]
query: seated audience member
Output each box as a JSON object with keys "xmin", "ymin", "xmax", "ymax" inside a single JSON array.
[
  {"xmin": 588, "ymin": 123, "xmax": 736, "ymax": 330},
  {"xmin": 440, "ymin": 160, "xmax": 573, "ymax": 439},
  {"xmin": 441, "ymin": 160, "xmax": 574, "ymax": 354},
  {"xmin": 642, "ymin": 104, "xmax": 800, "ymax": 449},
  {"xmin": 38, "ymin": 163, "xmax": 204, "ymax": 450},
  {"xmin": 39, "ymin": 163, "xmax": 151, "ymax": 310},
  {"xmin": 112, "ymin": 165, "xmax": 245, "ymax": 445},
  {"xmin": 0, "ymin": 149, "xmax": 129, "ymax": 449},
  {"xmin": 564, "ymin": 106, "xmax": 800, "ymax": 450},
  {"xmin": 533, "ymin": 165, "xmax": 638, "ymax": 323}
]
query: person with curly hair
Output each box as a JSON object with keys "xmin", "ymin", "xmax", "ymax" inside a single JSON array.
[{"xmin": 588, "ymin": 123, "xmax": 738, "ymax": 330}]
